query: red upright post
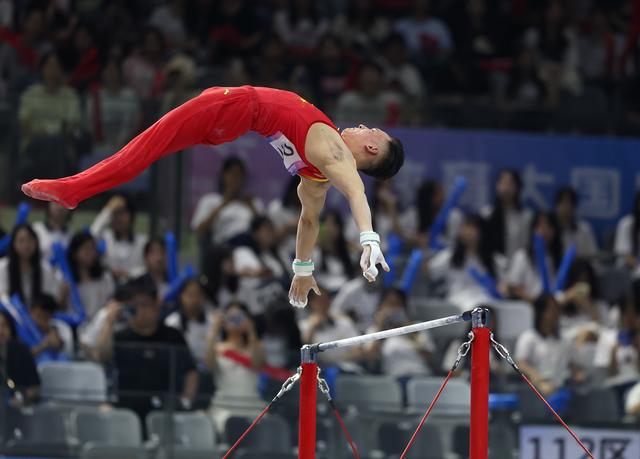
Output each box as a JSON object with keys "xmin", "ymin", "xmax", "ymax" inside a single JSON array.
[
  {"xmin": 299, "ymin": 346, "xmax": 318, "ymax": 459},
  {"xmin": 469, "ymin": 308, "xmax": 490, "ymax": 459}
]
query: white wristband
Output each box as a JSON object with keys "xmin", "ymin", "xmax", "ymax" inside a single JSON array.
[
  {"xmin": 292, "ymin": 259, "xmax": 314, "ymax": 276},
  {"xmin": 360, "ymin": 231, "xmax": 380, "ymax": 246}
]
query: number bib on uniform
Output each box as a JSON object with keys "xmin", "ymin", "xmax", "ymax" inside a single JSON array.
[{"xmin": 268, "ymin": 131, "xmax": 307, "ymax": 176}]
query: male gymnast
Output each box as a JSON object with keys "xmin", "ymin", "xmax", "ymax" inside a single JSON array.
[{"xmin": 21, "ymin": 85, "xmax": 404, "ymax": 308}]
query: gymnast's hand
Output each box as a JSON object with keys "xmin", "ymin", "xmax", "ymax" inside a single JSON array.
[
  {"xmin": 360, "ymin": 243, "xmax": 390, "ymax": 282},
  {"xmin": 289, "ymin": 274, "xmax": 321, "ymax": 308}
]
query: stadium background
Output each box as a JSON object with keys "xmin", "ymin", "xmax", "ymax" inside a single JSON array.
[{"xmin": 1, "ymin": 0, "xmax": 640, "ymax": 458}]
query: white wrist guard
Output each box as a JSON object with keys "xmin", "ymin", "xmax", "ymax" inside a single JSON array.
[
  {"xmin": 292, "ymin": 259, "xmax": 314, "ymax": 277},
  {"xmin": 360, "ymin": 231, "xmax": 381, "ymax": 247}
]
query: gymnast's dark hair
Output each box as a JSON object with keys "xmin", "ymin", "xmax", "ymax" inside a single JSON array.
[{"xmin": 361, "ymin": 137, "xmax": 404, "ymax": 180}]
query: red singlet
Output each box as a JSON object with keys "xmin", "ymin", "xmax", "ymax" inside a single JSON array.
[{"xmin": 21, "ymin": 86, "xmax": 338, "ymax": 209}]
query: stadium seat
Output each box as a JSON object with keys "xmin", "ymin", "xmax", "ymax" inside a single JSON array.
[
  {"xmin": 224, "ymin": 414, "xmax": 292, "ymax": 454},
  {"xmin": 408, "ymin": 299, "xmax": 469, "ymax": 345},
  {"xmin": 71, "ymin": 407, "xmax": 145, "ymax": 458},
  {"xmin": 335, "ymin": 374, "xmax": 403, "ymax": 413},
  {"xmin": 406, "ymin": 377, "xmax": 470, "ymax": 416},
  {"xmin": 2, "ymin": 405, "xmax": 76, "ymax": 457},
  {"xmin": 39, "ymin": 361, "xmax": 107, "ymax": 402},
  {"xmin": 146, "ymin": 411, "xmax": 216, "ymax": 449},
  {"xmin": 567, "ymin": 388, "xmax": 620, "ymax": 425},
  {"xmin": 491, "ymin": 300, "xmax": 534, "ymax": 351}
]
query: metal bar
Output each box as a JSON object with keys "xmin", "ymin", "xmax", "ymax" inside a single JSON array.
[{"xmin": 316, "ymin": 311, "xmax": 471, "ymax": 352}]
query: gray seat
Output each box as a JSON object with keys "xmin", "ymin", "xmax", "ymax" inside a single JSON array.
[
  {"xmin": 225, "ymin": 414, "xmax": 292, "ymax": 454},
  {"xmin": 388, "ymin": 423, "xmax": 444, "ymax": 459},
  {"xmin": 517, "ymin": 386, "xmax": 555, "ymax": 423},
  {"xmin": 146, "ymin": 411, "xmax": 216, "ymax": 449},
  {"xmin": 408, "ymin": 299, "xmax": 468, "ymax": 344},
  {"xmin": 407, "ymin": 377, "xmax": 470, "ymax": 416},
  {"xmin": 80, "ymin": 444, "xmax": 147, "ymax": 459},
  {"xmin": 568, "ymin": 388, "xmax": 620, "ymax": 425},
  {"xmin": 72, "ymin": 407, "xmax": 142, "ymax": 446},
  {"xmin": 597, "ymin": 266, "xmax": 631, "ymax": 304},
  {"xmin": 39, "ymin": 361, "xmax": 107, "ymax": 402},
  {"xmin": 3, "ymin": 405, "xmax": 76, "ymax": 457},
  {"xmin": 335, "ymin": 375, "xmax": 403, "ymax": 413}
]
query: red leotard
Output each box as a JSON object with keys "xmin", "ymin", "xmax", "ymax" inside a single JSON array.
[{"xmin": 21, "ymin": 86, "xmax": 338, "ymax": 209}]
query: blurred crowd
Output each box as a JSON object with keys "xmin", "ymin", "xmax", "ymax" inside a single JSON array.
[
  {"xmin": 2, "ymin": 162, "xmax": 640, "ymax": 433},
  {"xmin": 1, "ymin": 0, "xmax": 640, "ymax": 185}
]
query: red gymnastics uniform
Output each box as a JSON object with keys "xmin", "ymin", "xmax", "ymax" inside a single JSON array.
[{"xmin": 22, "ymin": 86, "xmax": 337, "ymax": 209}]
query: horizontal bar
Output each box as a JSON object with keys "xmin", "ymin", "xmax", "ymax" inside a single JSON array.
[{"xmin": 316, "ymin": 310, "xmax": 472, "ymax": 352}]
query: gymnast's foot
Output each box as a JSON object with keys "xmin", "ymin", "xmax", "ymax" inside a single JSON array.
[{"xmin": 21, "ymin": 179, "xmax": 78, "ymax": 209}]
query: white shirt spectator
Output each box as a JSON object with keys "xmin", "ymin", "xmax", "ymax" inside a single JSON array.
[
  {"xmin": 149, "ymin": 4, "xmax": 187, "ymax": 48},
  {"xmin": 273, "ymin": 9, "xmax": 329, "ymax": 51},
  {"xmin": 614, "ymin": 215, "xmax": 640, "ymax": 277},
  {"xmin": 335, "ymin": 89, "xmax": 403, "ymax": 127},
  {"xmin": 0, "ymin": 258, "xmax": 63, "ymax": 307},
  {"xmin": 191, "ymin": 193, "xmax": 263, "ymax": 246},
  {"xmin": 593, "ymin": 328, "xmax": 639, "ymax": 385},
  {"xmin": 86, "ymin": 86, "xmax": 140, "ymax": 153},
  {"xmin": 481, "ymin": 206, "xmax": 533, "ymax": 259},
  {"xmin": 32, "ymin": 221, "xmax": 71, "ymax": 263},
  {"xmin": 367, "ymin": 328, "xmax": 435, "ymax": 377},
  {"xmin": 331, "ymin": 277, "xmax": 381, "ymax": 332},
  {"xmin": 505, "ymin": 249, "xmax": 555, "ymax": 300},
  {"xmin": 394, "ymin": 17, "xmax": 453, "ymax": 56},
  {"xmin": 74, "ymin": 272, "xmax": 115, "ymax": 320},
  {"xmin": 515, "ymin": 329, "xmax": 573, "ymax": 388},
  {"xmin": 90, "ymin": 208, "xmax": 147, "ymax": 278},
  {"xmin": 232, "ymin": 246, "xmax": 286, "ymax": 315},
  {"xmin": 561, "ymin": 221, "xmax": 598, "ymax": 259},
  {"xmin": 165, "ymin": 310, "xmax": 214, "ymax": 363},
  {"xmin": 267, "ymin": 199, "xmax": 298, "ymax": 266},
  {"xmin": 299, "ymin": 314, "xmax": 359, "ymax": 365}
]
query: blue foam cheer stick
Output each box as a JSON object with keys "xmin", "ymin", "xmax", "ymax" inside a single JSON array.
[
  {"xmin": 400, "ymin": 249, "xmax": 424, "ymax": 293},
  {"xmin": 0, "ymin": 300, "xmax": 38, "ymax": 346},
  {"xmin": 165, "ymin": 231, "xmax": 179, "ymax": 283},
  {"xmin": 51, "ymin": 242, "xmax": 86, "ymax": 324},
  {"xmin": 163, "ymin": 265, "xmax": 195, "ymax": 303},
  {"xmin": 533, "ymin": 234, "xmax": 552, "ymax": 294},
  {"xmin": 429, "ymin": 177, "xmax": 467, "ymax": 251},
  {"xmin": 554, "ymin": 244, "xmax": 577, "ymax": 293},
  {"xmin": 468, "ymin": 266, "xmax": 503, "ymax": 299},
  {"xmin": 383, "ymin": 232, "xmax": 404, "ymax": 288}
]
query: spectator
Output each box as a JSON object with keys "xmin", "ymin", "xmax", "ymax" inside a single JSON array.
[
  {"xmin": 205, "ymin": 301, "xmax": 265, "ymax": 431},
  {"xmin": 403, "ymin": 179, "xmax": 463, "ymax": 249},
  {"xmin": 86, "ymin": 58, "xmax": 141, "ymax": 156},
  {"xmin": 299, "ymin": 285, "xmax": 360, "ymax": 366},
  {"xmin": 394, "ymin": 0, "xmax": 453, "ymax": 60},
  {"xmin": 32, "ymin": 202, "xmax": 72, "ymax": 262},
  {"xmin": 331, "ymin": 276, "xmax": 383, "ymax": 332},
  {"xmin": 209, "ymin": 0, "xmax": 265, "ymax": 60},
  {"xmin": 123, "ymin": 27, "xmax": 166, "ymax": 100},
  {"xmin": 232, "ymin": 216, "xmax": 289, "ymax": 316},
  {"xmin": 483, "ymin": 169, "xmax": 532, "ymax": 260},
  {"xmin": 553, "ymin": 186, "xmax": 598, "ymax": 258},
  {"xmin": 191, "ymin": 157, "xmax": 263, "ymax": 247},
  {"xmin": 335, "ymin": 61, "xmax": 404, "ymax": 126},
  {"xmin": 0, "ymin": 310, "xmax": 40, "ymax": 407},
  {"xmin": 514, "ymin": 294, "xmax": 582, "ymax": 395},
  {"xmin": 576, "ymin": 8, "xmax": 618, "ymax": 87},
  {"xmin": 559, "ymin": 260, "xmax": 610, "ymax": 334},
  {"xmin": 614, "ymin": 190, "xmax": 640, "ymax": 277},
  {"xmin": 18, "ymin": 52, "xmax": 81, "ymax": 151},
  {"xmin": 149, "ymin": 0, "xmax": 188, "ymax": 50},
  {"xmin": 331, "ymin": 0, "xmax": 391, "ymax": 53},
  {"xmin": 96, "ymin": 277, "xmax": 198, "ymax": 420},
  {"xmin": 261, "ymin": 300, "xmax": 302, "ymax": 369},
  {"xmin": 309, "ymin": 35, "xmax": 353, "ymax": 114},
  {"xmin": 316, "ymin": 210, "xmax": 355, "ymax": 293},
  {"xmin": 273, "ymin": 0, "xmax": 329, "ymax": 54},
  {"xmin": 428, "ymin": 214, "xmax": 499, "ymax": 310},
  {"xmin": 61, "ymin": 23, "xmax": 101, "ymax": 91},
  {"xmin": 377, "ymin": 33, "xmax": 425, "ymax": 122},
  {"xmin": 160, "ymin": 54, "xmax": 199, "ymax": 114},
  {"xmin": 365, "ymin": 287, "xmax": 435, "ymax": 376},
  {"xmin": 29, "ymin": 294, "xmax": 73, "ymax": 364},
  {"xmin": 507, "ymin": 48, "xmax": 546, "ymax": 107},
  {"xmin": 347, "ymin": 180, "xmax": 403, "ymax": 252},
  {"xmin": 165, "ymin": 278, "xmax": 215, "ymax": 363},
  {"xmin": 0, "ymin": 224, "xmax": 62, "ymax": 307},
  {"xmin": 133, "ymin": 238, "xmax": 169, "ymax": 301},
  {"xmin": 250, "ymin": 34, "xmax": 293, "ymax": 90},
  {"xmin": 267, "ymin": 176, "xmax": 300, "ymax": 265},
  {"xmin": 66, "ymin": 232, "xmax": 115, "ymax": 320},
  {"xmin": 90, "ymin": 194, "xmax": 148, "ymax": 281},
  {"xmin": 504, "ymin": 211, "xmax": 563, "ymax": 302}
]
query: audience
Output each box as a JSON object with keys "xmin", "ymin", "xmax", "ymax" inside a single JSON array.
[
  {"xmin": 0, "ymin": 224, "xmax": 62, "ymax": 307},
  {"xmin": 134, "ymin": 238, "xmax": 169, "ymax": 301},
  {"xmin": 32, "ymin": 202, "xmax": 72, "ymax": 262},
  {"xmin": 205, "ymin": 301, "xmax": 265, "ymax": 431},
  {"xmin": 29, "ymin": 294, "xmax": 73, "ymax": 364},
  {"xmin": 0, "ymin": 310, "xmax": 40, "ymax": 407},
  {"xmin": 316, "ymin": 210, "xmax": 355, "ymax": 293},
  {"xmin": 614, "ymin": 190, "xmax": 640, "ymax": 277},
  {"xmin": 553, "ymin": 186, "xmax": 598, "ymax": 259},
  {"xmin": 90, "ymin": 194, "xmax": 148, "ymax": 281}
]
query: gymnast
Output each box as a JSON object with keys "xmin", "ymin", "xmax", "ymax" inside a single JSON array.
[{"xmin": 21, "ymin": 85, "xmax": 404, "ymax": 308}]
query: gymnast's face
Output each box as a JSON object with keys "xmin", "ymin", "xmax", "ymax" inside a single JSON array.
[{"xmin": 341, "ymin": 125, "xmax": 392, "ymax": 169}]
